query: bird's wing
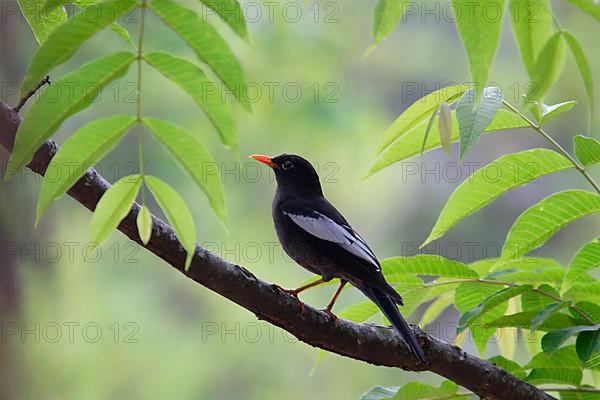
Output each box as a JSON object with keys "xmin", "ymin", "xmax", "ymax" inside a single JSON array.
[{"xmin": 281, "ymin": 200, "xmax": 380, "ymax": 271}]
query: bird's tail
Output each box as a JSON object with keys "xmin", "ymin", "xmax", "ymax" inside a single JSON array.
[{"xmin": 363, "ymin": 286, "xmax": 426, "ymax": 363}]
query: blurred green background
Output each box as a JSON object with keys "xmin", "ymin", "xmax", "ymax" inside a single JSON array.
[{"xmin": 1, "ymin": 0, "xmax": 599, "ymax": 398}]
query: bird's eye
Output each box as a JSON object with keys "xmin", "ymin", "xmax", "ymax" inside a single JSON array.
[{"xmin": 281, "ymin": 160, "xmax": 294, "ymax": 170}]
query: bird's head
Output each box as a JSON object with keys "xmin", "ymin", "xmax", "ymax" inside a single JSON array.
[{"xmin": 250, "ymin": 153, "xmax": 323, "ymax": 196}]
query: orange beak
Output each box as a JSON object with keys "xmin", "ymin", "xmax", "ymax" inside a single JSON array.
[{"xmin": 249, "ymin": 154, "xmax": 278, "ymax": 168}]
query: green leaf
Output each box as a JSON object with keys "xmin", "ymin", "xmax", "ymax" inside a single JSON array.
[
  {"xmin": 21, "ymin": 0, "xmax": 137, "ymax": 95},
  {"xmin": 455, "ymin": 282, "xmax": 509, "ymax": 353},
  {"xmin": 18, "ymin": 0, "xmax": 67, "ymax": 44},
  {"xmin": 524, "ymin": 31, "xmax": 566, "ymax": 104},
  {"xmin": 509, "ymin": 0, "xmax": 554, "ymax": 78},
  {"xmin": 421, "ymin": 282, "xmax": 459, "ymax": 303},
  {"xmin": 371, "ymin": 0, "xmax": 404, "ymax": 47},
  {"xmin": 472, "ymin": 327, "xmax": 497, "ymax": 356},
  {"xmin": 367, "ymin": 109, "xmax": 527, "ymax": 176},
  {"xmin": 452, "ymin": 0, "xmax": 505, "ymax": 92},
  {"xmin": 539, "ymin": 101, "xmax": 578, "ymax": 125},
  {"xmin": 360, "ymin": 386, "xmax": 398, "ymax": 400},
  {"xmin": 392, "ymin": 381, "xmax": 459, "ymax": 400},
  {"xmin": 530, "ymin": 102, "xmax": 543, "ymax": 122},
  {"xmin": 571, "ymin": 302, "xmax": 600, "ymax": 324},
  {"xmin": 109, "ymin": 22, "xmax": 134, "ymax": 46},
  {"xmin": 198, "ymin": 0, "xmax": 250, "ymax": 41},
  {"xmin": 375, "ymin": 85, "xmax": 469, "ymax": 153},
  {"xmin": 522, "ymin": 283, "xmax": 561, "ymax": 311},
  {"xmin": 565, "ymin": 282, "xmax": 600, "ymax": 304},
  {"xmin": 67, "ymin": 0, "xmax": 135, "ymax": 45},
  {"xmin": 144, "ymin": 52, "xmax": 236, "ymax": 151},
  {"xmin": 574, "ymin": 136, "xmax": 600, "ymax": 167},
  {"xmin": 338, "ymin": 301, "xmax": 379, "ymax": 323},
  {"xmin": 576, "ymin": 328, "xmax": 600, "ymax": 362},
  {"xmin": 498, "ymin": 324, "xmax": 518, "ymax": 359},
  {"xmin": 456, "ymin": 87, "xmax": 503, "ymax": 158},
  {"xmin": 90, "ymin": 175, "xmax": 142, "ymax": 245},
  {"xmin": 565, "ymin": 0, "xmax": 600, "ymax": 22},
  {"xmin": 455, "ymin": 283, "xmax": 502, "ymax": 313},
  {"xmin": 470, "ymin": 258, "xmax": 499, "ymax": 276},
  {"xmin": 542, "ymin": 325, "xmax": 600, "ymax": 354},
  {"xmin": 438, "ymin": 102, "xmax": 452, "ymax": 156},
  {"xmin": 488, "ymin": 356, "xmax": 527, "ymax": 379},
  {"xmin": 500, "ymin": 190, "xmax": 600, "ymax": 262},
  {"xmin": 527, "ymin": 368, "xmax": 582, "ymax": 386},
  {"xmin": 350, "ymin": 275, "xmax": 426, "ymax": 322},
  {"xmin": 398, "ymin": 288, "xmax": 432, "ymax": 319},
  {"xmin": 420, "ymin": 292, "xmax": 452, "ymax": 326},
  {"xmin": 349, "ymin": 283, "xmax": 427, "ymax": 325},
  {"xmin": 531, "ymin": 303, "xmax": 571, "ymax": 332},
  {"xmin": 423, "ymin": 149, "xmax": 572, "ymax": 246},
  {"xmin": 486, "ymin": 311, "xmax": 584, "ymax": 331},
  {"xmin": 561, "ymin": 32, "xmax": 593, "ymax": 125},
  {"xmin": 7, "ymin": 52, "xmax": 135, "ymax": 180},
  {"xmin": 490, "ymin": 268, "xmax": 565, "ymax": 285},
  {"xmin": 382, "ymin": 255, "xmax": 478, "ymax": 279},
  {"xmin": 490, "ymin": 257, "xmax": 563, "ymax": 274},
  {"xmin": 563, "ymin": 238, "xmax": 600, "ymax": 293},
  {"xmin": 137, "ymin": 205, "xmax": 152, "ymax": 245},
  {"xmin": 382, "ymin": 274, "xmax": 425, "ymax": 287},
  {"xmin": 419, "ymin": 106, "xmax": 438, "ymax": 156},
  {"xmin": 525, "ymin": 345, "xmax": 583, "ymax": 369},
  {"xmin": 361, "ymin": 381, "xmax": 459, "ymax": 400},
  {"xmin": 586, "ymin": 353, "xmax": 600, "ymax": 370},
  {"xmin": 148, "ymin": 0, "xmax": 250, "ymax": 111},
  {"xmin": 37, "ymin": 115, "xmax": 136, "ymax": 223},
  {"xmin": 145, "ymin": 176, "xmax": 197, "ymax": 269},
  {"xmin": 142, "ymin": 117, "xmax": 226, "ymax": 224},
  {"xmin": 458, "ymin": 285, "xmax": 532, "ymax": 332}
]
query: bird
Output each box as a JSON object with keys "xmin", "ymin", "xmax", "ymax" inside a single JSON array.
[{"xmin": 250, "ymin": 153, "xmax": 426, "ymax": 362}]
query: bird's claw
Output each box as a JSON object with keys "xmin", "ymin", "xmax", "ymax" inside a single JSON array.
[
  {"xmin": 322, "ymin": 308, "xmax": 339, "ymax": 326},
  {"xmin": 283, "ymin": 288, "xmax": 306, "ymax": 314}
]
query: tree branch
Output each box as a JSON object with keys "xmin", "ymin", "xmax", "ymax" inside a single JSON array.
[{"xmin": 0, "ymin": 100, "xmax": 555, "ymax": 400}]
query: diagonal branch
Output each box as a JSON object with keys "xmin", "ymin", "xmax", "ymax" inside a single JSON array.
[{"xmin": 0, "ymin": 100, "xmax": 554, "ymax": 400}]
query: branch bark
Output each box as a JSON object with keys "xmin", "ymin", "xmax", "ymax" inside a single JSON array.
[{"xmin": 0, "ymin": 100, "xmax": 555, "ymax": 400}]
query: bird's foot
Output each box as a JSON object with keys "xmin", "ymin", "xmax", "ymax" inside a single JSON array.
[
  {"xmin": 321, "ymin": 308, "xmax": 339, "ymax": 326},
  {"xmin": 283, "ymin": 288, "xmax": 306, "ymax": 314}
]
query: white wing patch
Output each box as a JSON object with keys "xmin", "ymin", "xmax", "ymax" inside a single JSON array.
[{"xmin": 284, "ymin": 210, "xmax": 380, "ymax": 270}]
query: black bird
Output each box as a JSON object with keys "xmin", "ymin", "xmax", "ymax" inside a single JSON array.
[{"xmin": 250, "ymin": 153, "xmax": 426, "ymax": 362}]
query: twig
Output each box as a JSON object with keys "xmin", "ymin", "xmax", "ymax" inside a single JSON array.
[
  {"xmin": 135, "ymin": 0, "xmax": 147, "ymax": 204},
  {"xmin": 14, "ymin": 75, "xmax": 51, "ymax": 113},
  {"xmin": 502, "ymin": 100, "xmax": 600, "ymax": 194}
]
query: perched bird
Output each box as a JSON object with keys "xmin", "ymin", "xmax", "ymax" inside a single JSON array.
[{"xmin": 250, "ymin": 153, "xmax": 426, "ymax": 362}]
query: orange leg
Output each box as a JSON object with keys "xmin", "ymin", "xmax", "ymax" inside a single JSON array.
[
  {"xmin": 322, "ymin": 280, "xmax": 347, "ymax": 322},
  {"xmin": 283, "ymin": 278, "xmax": 326, "ymax": 313}
]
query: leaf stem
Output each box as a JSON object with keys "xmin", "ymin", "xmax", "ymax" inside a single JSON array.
[
  {"xmin": 502, "ymin": 100, "xmax": 600, "ymax": 194},
  {"xmin": 136, "ymin": 0, "xmax": 147, "ymax": 204}
]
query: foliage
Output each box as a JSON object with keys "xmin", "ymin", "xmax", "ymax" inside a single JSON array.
[
  {"xmin": 370, "ymin": 0, "xmax": 593, "ymax": 123},
  {"xmin": 10, "ymin": 0, "xmax": 251, "ymax": 261},
  {"xmin": 360, "ymin": 381, "xmax": 467, "ymax": 400},
  {"xmin": 361, "ymin": 1, "xmax": 600, "ymax": 398}
]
